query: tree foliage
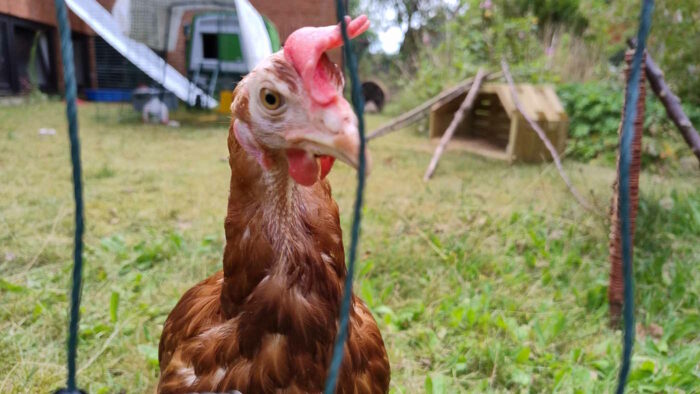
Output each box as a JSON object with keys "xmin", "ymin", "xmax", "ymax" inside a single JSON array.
[{"xmin": 359, "ymin": 0, "xmax": 699, "ymax": 103}]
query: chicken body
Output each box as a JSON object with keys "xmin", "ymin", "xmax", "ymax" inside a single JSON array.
[
  {"xmin": 158, "ymin": 139, "xmax": 389, "ymax": 393},
  {"xmin": 157, "ymin": 16, "xmax": 389, "ymax": 394}
]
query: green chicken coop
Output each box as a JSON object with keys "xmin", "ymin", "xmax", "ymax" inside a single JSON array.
[{"xmin": 186, "ymin": 11, "xmax": 281, "ymax": 100}]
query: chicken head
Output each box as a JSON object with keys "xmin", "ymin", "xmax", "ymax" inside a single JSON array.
[{"xmin": 230, "ymin": 15, "xmax": 370, "ymax": 187}]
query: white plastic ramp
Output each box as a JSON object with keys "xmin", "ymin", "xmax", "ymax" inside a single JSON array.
[
  {"xmin": 65, "ymin": 0, "xmax": 218, "ymax": 108},
  {"xmin": 233, "ymin": 0, "xmax": 273, "ymax": 71}
]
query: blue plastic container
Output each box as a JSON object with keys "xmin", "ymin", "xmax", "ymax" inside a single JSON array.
[{"xmin": 85, "ymin": 89, "xmax": 132, "ymax": 102}]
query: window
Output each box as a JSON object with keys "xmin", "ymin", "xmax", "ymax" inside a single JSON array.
[{"xmin": 202, "ymin": 33, "xmax": 218, "ymax": 59}]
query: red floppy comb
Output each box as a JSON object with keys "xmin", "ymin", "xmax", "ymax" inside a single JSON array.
[{"xmin": 284, "ymin": 15, "xmax": 370, "ymax": 106}]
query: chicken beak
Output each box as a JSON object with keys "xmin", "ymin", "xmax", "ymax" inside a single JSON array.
[{"xmin": 285, "ymin": 112, "xmax": 371, "ymax": 175}]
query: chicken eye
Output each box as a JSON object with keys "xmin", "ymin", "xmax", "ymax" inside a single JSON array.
[{"xmin": 260, "ymin": 88, "xmax": 283, "ymax": 111}]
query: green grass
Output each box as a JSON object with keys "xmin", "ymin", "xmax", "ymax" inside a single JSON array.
[{"xmin": 1, "ymin": 101, "xmax": 698, "ymax": 393}]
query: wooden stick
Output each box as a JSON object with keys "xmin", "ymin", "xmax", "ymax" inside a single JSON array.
[
  {"xmin": 627, "ymin": 39, "xmax": 700, "ymax": 166},
  {"xmin": 500, "ymin": 60, "xmax": 596, "ymax": 213},
  {"xmin": 423, "ymin": 69, "xmax": 486, "ymax": 181},
  {"xmin": 367, "ymin": 71, "xmax": 501, "ymax": 141}
]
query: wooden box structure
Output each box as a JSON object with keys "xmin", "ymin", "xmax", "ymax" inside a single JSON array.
[{"xmin": 429, "ymin": 83, "xmax": 568, "ymax": 162}]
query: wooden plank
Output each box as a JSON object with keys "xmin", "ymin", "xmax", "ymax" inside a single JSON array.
[
  {"xmin": 542, "ymin": 85, "xmax": 567, "ymax": 119},
  {"xmin": 536, "ymin": 85, "xmax": 568, "ymax": 152},
  {"xmin": 518, "ymin": 84, "xmax": 543, "ymax": 121},
  {"xmin": 473, "ymin": 119, "xmax": 511, "ymax": 128},
  {"xmin": 519, "ymin": 85, "xmax": 568, "ymax": 156},
  {"xmin": 506, "ymin": 111, "xmax": 518, "ymax": 163},
  {"xmin": 493, "ymin": 84, "xmax": 517, "ymax": 116},
  {"xmin": 557, "ymin": 119, "xmax": 568, "ymax": 154},
  {"xmin": 430, "ymin": 91, "xmax": 468, "ymax": 138},
  {"xmin": 480, "ymin": 84, "xmax": 500, "ymax": 94},
  {"xmin": 423, "ymin": 69, "xmax": 487, "ymax": 181},
  {"xmin": 526, "ymin": 84, "xmax": 557, "ymax": 122}
]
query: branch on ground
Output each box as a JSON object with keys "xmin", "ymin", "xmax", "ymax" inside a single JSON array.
[
  {"xmin": 627, "ymin": 39, "xmax": 700, "ymax": 167},
  {"xmin": 423, "ymin": 68, "xmax": 486, "ymax": 181},
  {"xmin": 501, "ymin": 60, "xmax": 598, "ymax": 214}
]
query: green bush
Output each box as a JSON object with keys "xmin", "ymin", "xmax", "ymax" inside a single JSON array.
[
  {"xmin": 557, "ymin": 82, "xmax": 700, "ymax": 162},
  {"xmin": 557, "ymin": 83, "xmax": 624, "ymax": 161}
]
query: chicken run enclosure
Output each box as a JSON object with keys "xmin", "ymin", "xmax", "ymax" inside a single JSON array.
[{"xmin": 13, "ymin": 0, "xmax": 696, "ymax": 394}]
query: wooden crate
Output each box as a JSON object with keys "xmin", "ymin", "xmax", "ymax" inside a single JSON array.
[{"xmin": 429, "ymin": 83, "xmax": 568, "ymax": 163}]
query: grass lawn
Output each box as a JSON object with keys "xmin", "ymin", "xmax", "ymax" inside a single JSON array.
[{"xmin": 1, "ymin": 101, "xmax": 698, "ymax": 393}]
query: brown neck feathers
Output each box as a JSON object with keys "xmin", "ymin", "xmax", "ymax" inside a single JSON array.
[{"xmin": 220, "ymin": 123, "xmax": 347, "ymax": 331}]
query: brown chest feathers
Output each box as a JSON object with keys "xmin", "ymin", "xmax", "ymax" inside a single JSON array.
[{"xmin": 157, "ymin": 127, "xmax": 389, "ymax": 393}]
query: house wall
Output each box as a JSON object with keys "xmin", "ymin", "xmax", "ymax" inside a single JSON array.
[
  {"xmin": 0, "ymin": 0, "xmax": 93, "ymax": 34},
  {"xmin": 250, "ymin": 0, "xmax": 335, "ymax": 44},
  {"xmin": 251, "ymin": 0, "xmax": 341, "ymax": 65}
]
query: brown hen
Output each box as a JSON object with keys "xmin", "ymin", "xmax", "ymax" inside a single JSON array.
[{"xmin": 157, "ymin": 16, "xmax": 389, "ymax": 394}]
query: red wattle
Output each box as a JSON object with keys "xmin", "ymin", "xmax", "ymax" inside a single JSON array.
[
  {"xmin": 320, "ymin": 156, "xmax": 335, "ymax": 179},
  {"xmin": 286, "ymin": 149, "xmax": 319, "ymax": 187}
]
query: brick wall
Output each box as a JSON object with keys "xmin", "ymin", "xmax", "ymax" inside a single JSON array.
[
  {"xmin": 0, "ymin": 0, "xmax": 92, "ymax": 34},
  {"xmin": 166, "ymin": 10, "xmax": 198, "ymax": 76},
  {"xmin": 250, "ymin": 0, "xmax": 341, "ymax": 64},
  {"xmin": 0, "ymin": 0, "xmax": 118, "ymax": 93},
  {"xmin": 250, "ymin": 0, "xmax": 335, "ymax": 42}
]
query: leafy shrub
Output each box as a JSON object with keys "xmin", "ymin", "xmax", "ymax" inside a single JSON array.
[
  {"xmin": 557, "ymin": 82, "xmax": 623, "ymax": 161},
  {"xmin": 557, "ymin": 82, "xmax": 700, "ymax": 162}
]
